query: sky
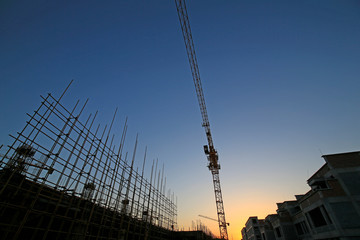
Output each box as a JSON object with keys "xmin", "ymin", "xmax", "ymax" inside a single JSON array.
[{"xmin": 1, "ymin": 0, "xmax": 360, "ymax": 239}]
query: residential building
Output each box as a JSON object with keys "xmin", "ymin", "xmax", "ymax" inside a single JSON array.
[
  {"xmin": 299, "ymin": 151, "xmax": 360, "ymax": 239},
  {"xmin": 241, "ymin": 151, "xmax": 360, "ymax": 240},
  {"xmin": 260, "ymin": 215, "xmax": 276, "ymax": 240},
  {"xmin": 242, "ymin": 227, "xmax": 248, "ymax": 240},
  {"xmin": 245, "ymin": 217, "xmax": 263, "ymax": 240}
]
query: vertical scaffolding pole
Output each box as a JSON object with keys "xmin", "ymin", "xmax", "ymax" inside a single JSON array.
[{"xmin": 0, "ymin": 85, "xmax": 177, "ymax": 240}]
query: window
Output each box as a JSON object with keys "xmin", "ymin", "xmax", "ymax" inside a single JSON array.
[
  {"xmin": 317, "ymin": 180, "xmax": 328, "ymax": 189},
  {"xmin": 311, "ymin": 180, "xmax": 329, "ymax": 190},
  {"xmin": 295, "ymin": 221, "xmax": 309, "ymax": 235},
  {"xmin": 275, "ymin": 227, "xmax": 282, "ymax": 237},
  {"xmin": 301, "ymin": 221, "xmax": 309, "ymax": 233},
  {"xmin": 309, "ymin": 207, "xmax": 327, "ymax": 227},
  {"xmin": 295, "ymin": 223, "xmax": 304, "ymax": 235}
]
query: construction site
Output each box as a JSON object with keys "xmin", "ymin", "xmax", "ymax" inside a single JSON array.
[
  {"xmin": 0, "ymin": 2, "xmax": 224, "ymax": 239},
  {"xmin": 0, "ymin": 84, "xmax": 180, "ymax": 240},
  {"xmin": 2, "ymin": 0, "xmax": 358, "ymax": 240}
]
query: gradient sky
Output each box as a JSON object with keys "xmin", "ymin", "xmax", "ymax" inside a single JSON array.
[{"xmin": 1, "ymin": 1, "xmax": 360, "ymax": 239}]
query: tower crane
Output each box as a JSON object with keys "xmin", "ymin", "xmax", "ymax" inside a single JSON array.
[
  {"xmin": 175, "ymin": 1, "xmax": 229, "ymax": 239},
  {"xmin": 199, "ymin": 215, "xmax": 229, "ymax": 226}
]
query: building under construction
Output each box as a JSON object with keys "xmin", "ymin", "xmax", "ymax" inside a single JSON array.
[{"xmin": 0, "ymin": 84, "xmax": 179, "ymax": 240}]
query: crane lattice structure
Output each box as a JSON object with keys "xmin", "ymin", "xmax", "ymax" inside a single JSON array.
[{"xmin": 175, "ymin": 1, "xmax": 228, "ymax": 239}]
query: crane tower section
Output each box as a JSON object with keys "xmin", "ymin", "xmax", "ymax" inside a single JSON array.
[{"xmin": 175, "ymin": 0, "xmax": 228, "ymax": 239}]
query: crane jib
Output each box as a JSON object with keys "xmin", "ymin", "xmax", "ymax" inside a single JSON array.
[{"xmin": 175, "ymin": 0, "xmax": 229, "ymax": 239}]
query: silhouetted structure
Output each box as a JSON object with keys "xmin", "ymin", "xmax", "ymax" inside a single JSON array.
[
  {"xmin": 0, "ymin": 83, "xmax": 177, "ymax": 240},
  {"xmin": 241, "ymin": 151, "xmax": 360, "ymax": 240},
  {"xmin": 173, "ymin": 231, "xmax": 217, "ymax": 240}
]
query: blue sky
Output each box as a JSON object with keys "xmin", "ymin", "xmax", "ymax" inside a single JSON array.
[{"xmin": 1, "ymin": 1, "xmax": 360, "ymax": 238}]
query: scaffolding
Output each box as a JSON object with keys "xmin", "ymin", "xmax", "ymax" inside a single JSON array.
[{"xmin": 0, "ymin": 82, "xmax": 177, "ymax": 240}]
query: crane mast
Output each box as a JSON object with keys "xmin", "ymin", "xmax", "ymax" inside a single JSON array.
[{"xmin": 175, "ymin": 1, "xmax": 228, "ymax": 239}]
